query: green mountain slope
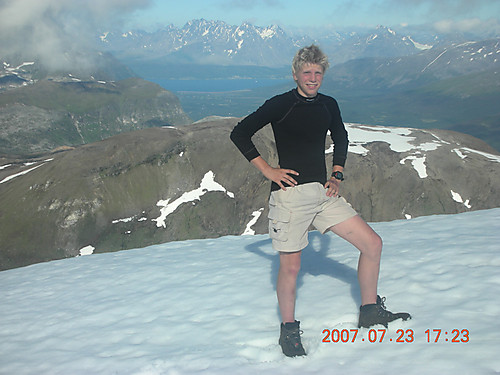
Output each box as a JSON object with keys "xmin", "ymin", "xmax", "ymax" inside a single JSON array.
[{"xmin": 0, "ymin": 78, "xmax": 191, "ymax": 156}]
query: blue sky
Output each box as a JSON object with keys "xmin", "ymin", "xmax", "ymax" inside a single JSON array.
[
  {"xmin": 127, "ymin": 0, "xmax": 500, "ymax": 31},
  {"xmin": 1, "ymin": 0, "xmax": 498, "ymax": 66}
]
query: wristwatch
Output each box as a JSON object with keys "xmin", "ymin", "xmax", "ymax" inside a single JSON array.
[{"xmin": 331, "ymin": 171, "xmax": 344, "ymax": 181}]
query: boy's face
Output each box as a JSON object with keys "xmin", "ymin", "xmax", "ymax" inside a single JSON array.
[{"xmin": 293, "ymin": 63, "xmax": 324, "ymax": 98}]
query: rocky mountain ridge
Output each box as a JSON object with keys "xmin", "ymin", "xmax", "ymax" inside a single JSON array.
[
  {"xmin": 1, "ymin": 51, "xmax": 136, "ymax": 91},
  {"xmin": 325, "ymin": 38, "xmax": 500, "ymax": 91},
  {"xmin": 1, "ymin": 117, "xmax": 499, "ymax": 270}
]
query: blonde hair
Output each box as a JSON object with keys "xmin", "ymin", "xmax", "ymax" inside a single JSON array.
[{"xmin": 292, "ymin": 44, "xmax": 329, "ymax": 75}]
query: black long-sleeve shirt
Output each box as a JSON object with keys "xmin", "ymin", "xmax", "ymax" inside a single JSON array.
[{"xmin": 230, "ymin": 89, "xmax": 349, "ymax": 191}]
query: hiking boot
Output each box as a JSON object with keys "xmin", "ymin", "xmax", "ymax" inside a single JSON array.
[
  {"xmin": 279, "ymin": 320, "xmax": 306, "ymax": 357},
  {"xmin": 358, "ymin": 295, "xmax": 411, "ymax": 328}
]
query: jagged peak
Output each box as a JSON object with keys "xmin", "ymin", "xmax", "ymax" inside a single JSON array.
[
  {"xmin": 373, "ymin": 25, "xmax": 397, "ymax": 36},
  {"xmin": 184, "ymin": 18, "xmax": 227, "ymax": 29}
]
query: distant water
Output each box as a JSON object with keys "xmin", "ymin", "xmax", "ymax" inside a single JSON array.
[{"xmin": 152, "ymin": 78, "xmax": 291, "ymax": 93}]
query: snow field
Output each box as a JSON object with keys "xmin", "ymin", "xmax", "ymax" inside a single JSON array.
[{"xmin": 1, "ymin": 209, "xmax": 499, "ymax": 374}]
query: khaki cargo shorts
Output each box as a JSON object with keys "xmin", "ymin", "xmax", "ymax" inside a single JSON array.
[{"xmin": 268, "ymin": 182, "xmax": 358, "ymax": 252}]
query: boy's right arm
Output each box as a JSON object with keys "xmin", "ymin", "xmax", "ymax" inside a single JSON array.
[
  {"xmin": 251, "ymin": 156, "xmax": 298, "ymax": 191},
  {"xmin": 230, "ymin": 95, "xmax": 298, "ymax": 190}
]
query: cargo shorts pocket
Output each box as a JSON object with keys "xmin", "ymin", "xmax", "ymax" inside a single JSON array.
[{"xmin": 268, "ymin": 204, "xmax": 291, "ymax": 242}]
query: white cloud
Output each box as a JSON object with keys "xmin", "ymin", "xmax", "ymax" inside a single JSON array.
[
  {"xmin": 0, "ymin": 0, "xmax": 152, "ymax": 69},
  {"xmin": 433, "ymin": 17, "xmax": 500, "ymax": 34}
]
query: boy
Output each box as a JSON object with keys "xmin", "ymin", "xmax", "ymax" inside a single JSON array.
[{"xmin": 230, "ymin": 45, "xmax": 410, "ymax": 357}]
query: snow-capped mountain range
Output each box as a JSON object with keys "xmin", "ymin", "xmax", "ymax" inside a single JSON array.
[
  {"xmin": 98, "ymin": 19, "xmax": 437, "ymax": 66},
  {"xmin": 99, "ymin": 19, "xmax": 297, "ymax": 66}
]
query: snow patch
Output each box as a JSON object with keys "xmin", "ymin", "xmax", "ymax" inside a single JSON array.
[
  {"xmin": 242, "ymin": 208, "xmax": 264, "ymax": 235},
  {"xmin": 451, "ymin": 190, "xmax": 472, "ymax": 208},
  {"xmin": 422, "ymin": 49, "xmax": 448, "ymax": 72},
  {"xmin": 400, "ymin": 155, "xmax": 428, "ymax": 178},
  {"xmin": 112, "ymin": 217, "xmax": 134, "ymax": 224},
  {"xmin": 452, "ymin": 148, "xmax": 467, "ymax": 159},
  {"xmin": 337, "ymin": 124, "xmax": 497, "ymax": 179},
  {"xmin": 5, "ymin": 61, "xmax": 35, "ymax": 71},
  {"xmin": 346, "ymin": 124, "xmax": 415, "ymax": 154},
  {"xmin": 0, "ymin": 162, "xmax": 47, "ymax": 184},
  {"xmin": 343, "ymin": 124, "xmax": 438, "ymax": 177},
  {"xmin": 99, "ymin": 32, "xmax": 109, "ymax": 42},
  {"xmin": 112, "ymin": 211, "xmax": 147, "ymax": 225},
  {"xmin": 78, "ymin": 245, "xmax": 95, "ymax": 256},
  {"xmin": 459, "ymin": 147, "xmax": 500, "ymax": 163},
  {"xmin": 259, "ymin": 28, "xmax": 276, "ymax": 39},
  {"xmin": 408, "ymin": 36, "xmax": 433, "ymax": 50},
  {"xmin": 153, "ymin": 171, "xmax": 234, "ymax": 228}
]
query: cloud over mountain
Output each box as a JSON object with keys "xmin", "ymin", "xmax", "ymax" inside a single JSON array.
[{"xmin": 0, "ymin": 0, "xmax": 151, "ymax": 70}]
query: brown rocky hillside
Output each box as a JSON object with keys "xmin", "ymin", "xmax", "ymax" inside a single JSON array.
[{"xmin": 1, "ymin": 118, "xmax": 499, "ymax": 270}]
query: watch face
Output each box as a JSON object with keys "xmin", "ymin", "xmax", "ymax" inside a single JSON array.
[{"xmin": 333, "ymin": 171, "xmax": 344, "ymax": 180}]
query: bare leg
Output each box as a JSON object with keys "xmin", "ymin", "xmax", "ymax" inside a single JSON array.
[
  {"xmin": 330, "ymin": 215, "xmax": 382, "ymax": 306},
  {"xmin": 277, "ymin": 250, "xmax": 302, "ymax": 323}
]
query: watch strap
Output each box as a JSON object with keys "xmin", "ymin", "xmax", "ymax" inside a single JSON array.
[{"xmin": 331, "ymin": 171, "xmax": 344, "ymax": 181}]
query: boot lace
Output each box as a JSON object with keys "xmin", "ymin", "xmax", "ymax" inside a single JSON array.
[
  {"xmin": 377, "ymin": 296, "xmax": 394, "ymax": 318},
  {"xmin": 286, "ymin": 328, "xmax": 304, "ymax": 347}
]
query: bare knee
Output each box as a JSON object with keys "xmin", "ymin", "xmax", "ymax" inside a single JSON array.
[
  {"xmin": 279, "ymin": 252, "xmax": 301, "ymax": 278},
  {"xmin": 365, "ymin": 233, "xmax": 382, "ymax": 260},
  {"xmin": 369, "ymin": 233, "xmax": 383, "ymax": 259},
  {"xmin": 281, "ymin": 260, "xmax": 301, "ymax": 278},
  {"xmin": 282, "ymin": 262, "xmax": 301, "ymax": 278}
]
